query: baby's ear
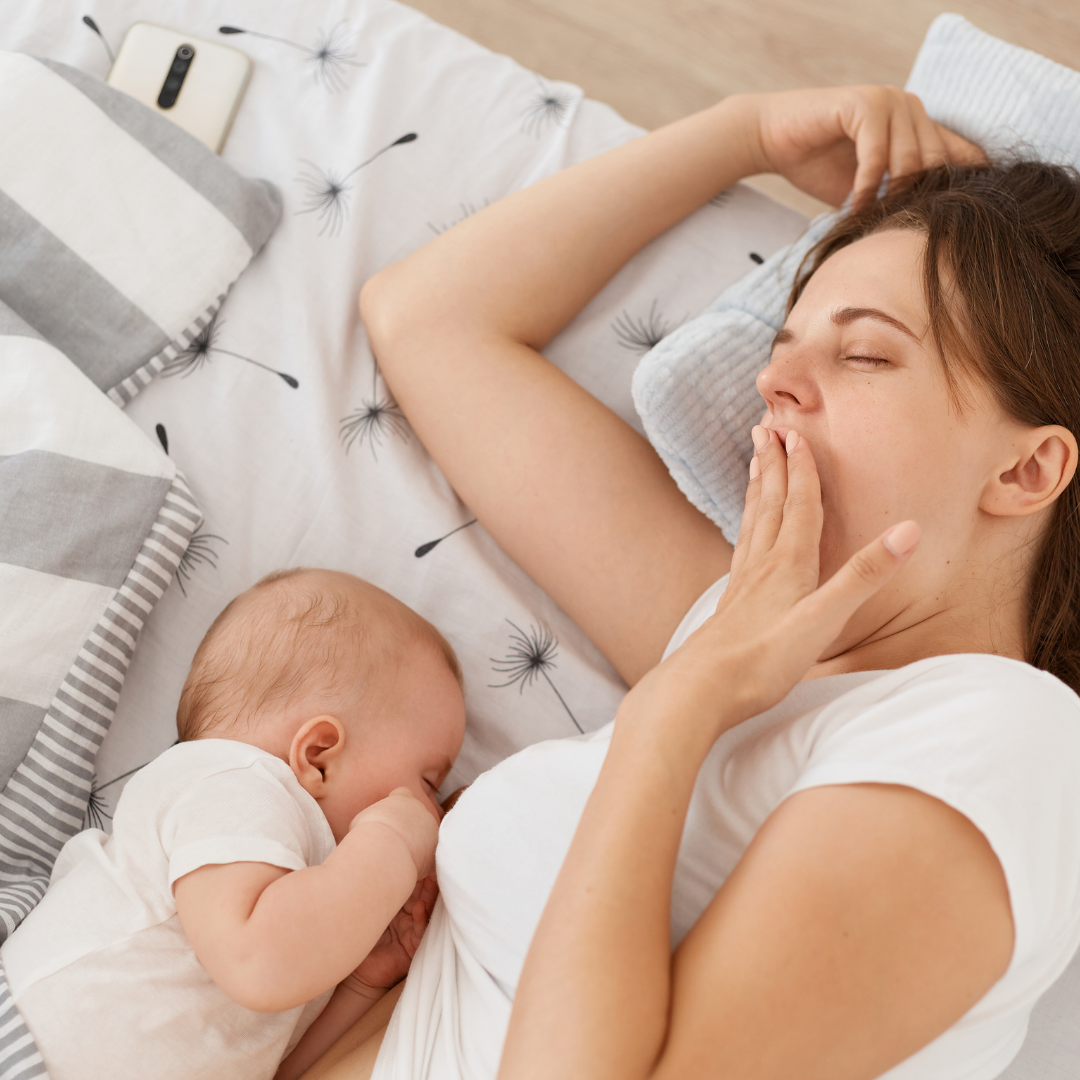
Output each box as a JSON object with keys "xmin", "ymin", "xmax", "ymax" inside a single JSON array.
[{"xmin": 288, "ymin": 715, "xmax": 346, "ymax": 797}]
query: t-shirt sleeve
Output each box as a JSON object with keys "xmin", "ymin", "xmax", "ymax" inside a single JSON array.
[
  {"xmin": 788, "ymin": 656, "xmax": 1080, "ymax": 985},
  {"xmin": 162, "ymin": 761, "xmax": 330, "ymax": 887}
]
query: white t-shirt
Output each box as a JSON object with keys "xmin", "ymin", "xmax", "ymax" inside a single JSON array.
[
  {"xmin": 373, "ymin": 576, "xmax": 1080, "ymax": 1080},
  {"xmin": 0, "ymin": 739, "xmax": 337, "ymax": 1080}
]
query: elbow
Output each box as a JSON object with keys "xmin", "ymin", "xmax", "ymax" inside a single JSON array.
[
  {"xmin": 359, "ymin": 266, "xmax": 415, "ymax": 358},
  {"xmin": 210, "ymin": 958, "xmax": 311, "ymax": 1014}
]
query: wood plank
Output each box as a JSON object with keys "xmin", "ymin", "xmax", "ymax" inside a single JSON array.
[{"xmin": 403, "ymin": 0, "xmax": 1080, "ymax": 215}]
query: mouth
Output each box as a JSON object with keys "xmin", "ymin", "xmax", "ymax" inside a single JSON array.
[{"xmin": 764, "ymin": 424, "xmax": 792, "ymax": 450}]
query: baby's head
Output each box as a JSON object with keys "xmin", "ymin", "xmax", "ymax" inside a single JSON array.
[{"xmin": 177, "ymin": 568, "xmax": 466, "ymax": 841}]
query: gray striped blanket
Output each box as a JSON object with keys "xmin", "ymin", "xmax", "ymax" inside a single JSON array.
[{"xmin": 0, "ymin": 49, "xmax": 280, "ymax": 1077}]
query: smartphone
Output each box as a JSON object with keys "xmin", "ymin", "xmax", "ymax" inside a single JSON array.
[{"xmin": 106, "ymin": 23, "xmax": 251, "ymax": 153}]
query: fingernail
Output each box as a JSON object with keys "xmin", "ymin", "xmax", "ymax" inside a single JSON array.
[
  {"xmin": 749, "ymin": 456, "xmax": 760, "ymax": 480},
  {"xmin": 883, "ymin": 520, "xmax": 920, "ymax": 557},
  {"xmin": 751, "ymin": 425, "xmax": 768, "ymax": 452},
  {"xmin": 785, "ymin": 430, "xmax": 800, "ymax": 455}
]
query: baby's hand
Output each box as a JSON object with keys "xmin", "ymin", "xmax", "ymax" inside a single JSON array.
[
  {"xmin": 345, "ymin": 876, "xmax": 439, "ymax": 993},
  {"xmin": 349, "ymin": 788, "xmax": 438, "ymax": 878}
]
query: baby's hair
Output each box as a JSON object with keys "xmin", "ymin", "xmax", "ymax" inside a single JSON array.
[{"xmin": 176, "ymin": 568, "xmax": 462, "ymax": 742}]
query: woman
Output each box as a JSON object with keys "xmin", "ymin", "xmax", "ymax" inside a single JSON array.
[{"xmin": 333, "ymin": 87, "xmax": 1080, "ymax": 1079}]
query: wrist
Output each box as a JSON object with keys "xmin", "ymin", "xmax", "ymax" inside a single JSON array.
[
  {"xmin": 341, "ymin": 972, "xmax": 390, "ymax": 1001},
  {"xmin": 344, "ymin": 818, "xmax": 423, "ymax": 879},
  {"xmin": 714, "ymin": 93, "xmax": 769, "ymax": 179}
]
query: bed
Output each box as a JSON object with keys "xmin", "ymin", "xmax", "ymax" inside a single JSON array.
[{"xmin": 0, "ymin": 2, "xmax": 1077, "ymax": 1077}]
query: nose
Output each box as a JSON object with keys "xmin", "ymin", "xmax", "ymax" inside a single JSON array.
[{"xmin": 755, "ymin": 346, "xmax": 816, "ymax": 413}]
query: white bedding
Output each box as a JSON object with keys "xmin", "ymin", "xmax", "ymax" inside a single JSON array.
[{"xmin": 2, "ymin": 0, "xmax": 805, "ymax": 808}]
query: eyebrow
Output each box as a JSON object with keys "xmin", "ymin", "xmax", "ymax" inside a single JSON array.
[
  {"xmin": 772, "ymin": 307, "xmax": 920, "ymax": 352},
  {"xmin": 831, "ymin": 306, "xmax": 919, "ymax": 341}
]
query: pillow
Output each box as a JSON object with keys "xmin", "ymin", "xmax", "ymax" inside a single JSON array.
[
  {"xmin": 0, "ymin": 299, "xmax": 201, "ymax": 946},
  {"xmin": 632, "ymin": 12, "xmax": 1080, "ymax": 543},
  {"xmin": 0, "ymin": 50, "xmax": 281, "ymax": 405}
]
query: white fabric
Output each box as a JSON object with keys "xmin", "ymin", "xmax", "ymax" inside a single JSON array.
[
  {"xmin": 0, "ymin": 739, "xmax": 336, "ymax": 1080},
  {"xmin": 0, "ymin": 52, "xmax": 252, "ymax": 335},
  {"xmin": 0, "ymin": 565, "xmax": 113, "ymax": 708},
  {"xmin": 0, "ymin": 0, "xmax": 807, "ymax": 806},
  {"xmin": 0, "ymin": 334, "xmax": 171, "ymax": 474},
  {"xmin": 373, "ymin": 581, "xmax": 1080, "ymax": 1080}
]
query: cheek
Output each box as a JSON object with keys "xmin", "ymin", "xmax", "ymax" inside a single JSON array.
[{"xmin": 816, "ymin": 390, "xmax": 940, "ymax": 567}]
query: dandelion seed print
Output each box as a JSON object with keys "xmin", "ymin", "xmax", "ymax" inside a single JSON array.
[
  {"xmin": 83, "ymin": 762, "xmax": 149, "ymax": 830},
  {"xmin": 490, "ymin": 620, "xmax": 583, "ymax": 734},
  {"xmin": 427, "ymin": 200, "xmax": 489, "ymax": 237},
  {"xmin": 340, "ymin": 363, "xmax": 410, "ymax": 459},
  {"xmin": 163, "ymin": 312, "xmax": 299, "ymax": 388},
  {"xmin": 176, "ymin": 529, "xmax": 228, "ymax": 597},
  {"xmin": 219, "ymin": 22, "xmax": 365, "ymax": 92},
  {"xmin": 520, "ymin": 77, "xmax": 575, "ymax": 138},
  {"xmin": 612, "ymin": 299, "xmax": 679, "ymax": 355},
  {"xmin": 415, "ymin": 518, "xmax": 478, "ymax": 558},
  {"xmin": 156, "ymin": 423, "xmax": 169, "ymax": 454},
  {"xmin": 81, "ymin": 14, "xmax": 115, "ymax": 63},
  {"xmin": 749, "ymin": 252, "xmax": 765, "ymax": 264},
  {"xmin": 296, "ymin": 132, "xmax": 418, "ymax": 237}
]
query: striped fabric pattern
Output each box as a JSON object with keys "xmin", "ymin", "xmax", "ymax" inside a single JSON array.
[
  {"xmin": 0, "ymin": 51, "xmax": 280, "ymax": 404},
  {"xmin": 633, "ymin": 12, "xmax": 1080, "ymax": 544},
  {"xmin": 0, "ymin": 307, "xmax": 201, "ymax": 1078}
]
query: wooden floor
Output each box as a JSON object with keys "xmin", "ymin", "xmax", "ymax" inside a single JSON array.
[{"xmin": 403, "ymin": 0, "xmax": 1080, "ymax": 215}]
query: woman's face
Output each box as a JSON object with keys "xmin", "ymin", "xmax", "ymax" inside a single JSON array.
[{"xmin": 757, "ymin": 228, "xmax": 1016, "ymax": 647}]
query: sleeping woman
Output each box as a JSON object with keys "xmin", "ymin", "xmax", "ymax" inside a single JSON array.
[{"xmin": 333, "ymin": 86, "xmax": 1080, "ymax": 1079}]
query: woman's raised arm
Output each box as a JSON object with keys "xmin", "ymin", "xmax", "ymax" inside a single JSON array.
[{"xmin": 361, "ymin": 88, "xmax": 972, "ymax": 683}]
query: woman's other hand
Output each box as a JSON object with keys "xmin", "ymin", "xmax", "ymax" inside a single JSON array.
[
  {"xmin": 626, "ymin": 427, "xmax": 920, "ymax": 753},
  {"xmin": 734, "ymin": 86, "xmax": 985, "ymax": 208},
  {"xmin": 347, "ymin": 875, "xmax": 439, "ymax": 994}
]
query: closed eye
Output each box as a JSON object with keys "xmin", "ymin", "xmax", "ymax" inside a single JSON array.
[{"xmin": 843, "ymin": 354, "xmax": 890, "ymax": 367}]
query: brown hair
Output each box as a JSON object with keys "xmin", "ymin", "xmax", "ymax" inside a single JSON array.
[
  {"xmin": 790, "ymin": 161, "xmax": 1080, "ymax": 691},
  {"xmin": 176, "ymin": 568, "xmax": 462, "ymax": 741}
]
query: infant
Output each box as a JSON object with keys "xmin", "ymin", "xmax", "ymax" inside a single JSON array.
[{"xmin": 0, "ymin": 568, "xmax": 466, "ymax": 1080}]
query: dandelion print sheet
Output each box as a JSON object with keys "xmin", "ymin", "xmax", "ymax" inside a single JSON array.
[{"xmin": 2, "ymin": 0, "xmax": 807, "ymax": 814}]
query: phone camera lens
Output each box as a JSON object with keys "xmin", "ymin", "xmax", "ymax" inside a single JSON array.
[{"xmin": 157, "ymin": 44, "xmax": 196, "ymax": 109}]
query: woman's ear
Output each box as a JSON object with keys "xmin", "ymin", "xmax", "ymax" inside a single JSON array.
[
  {"xmin": 288, "ymin": 715, "xmax": 346, "ymax": 799},
  {"xmin": 981, "ymin": 425, "xmax": 1078, "ymax": 518}
]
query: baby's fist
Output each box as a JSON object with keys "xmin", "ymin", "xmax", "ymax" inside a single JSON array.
[{"xmin": 349, "ymin": 788, "xmax": 438, "ymax": 878}]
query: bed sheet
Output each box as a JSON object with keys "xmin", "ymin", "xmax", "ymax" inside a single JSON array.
[{"xmin": 2, "ymin": 0, "xmax": 806, "ymax": 813}]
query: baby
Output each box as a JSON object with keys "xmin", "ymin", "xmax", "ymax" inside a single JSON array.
[{"xmin": 0, "ymin": 568, "xmax": 466, "ymax": 1080}]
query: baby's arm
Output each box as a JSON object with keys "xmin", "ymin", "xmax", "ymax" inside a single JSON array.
[
  {"xmin": 173, "ymin": 788, "xmax": 437, "ymax": 1013},
  {"xmin": 274, "ymin": 876, "xmax": 438, "ymax": 1080}
]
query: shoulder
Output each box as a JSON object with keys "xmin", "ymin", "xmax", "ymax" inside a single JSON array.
[
  {"xmin": 797, "ymin": 655, "xmax": 1080, "ymax": 966},
  {"xmin": 820, "ymin": 653, "xmax": 1080, "ymax": 749},
  {"xmin": 126, "ymin": 739, "xmax": 295, "ymax": 797}
]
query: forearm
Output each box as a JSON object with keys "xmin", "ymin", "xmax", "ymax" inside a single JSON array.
[
  {"xmin": 500, "ymin": 692, "xmax": 724, "ymax": 1080},
  {"xmin": 274, "ymin": 978, "xmax": 386, "ymax": 1080},
  {"xmin": 362, "ymin": 95, "xmax": 762, "ymax": 352},
  {"xmin": 233, "ymin": 824, "xmax": 418, "ymax": 1010}
]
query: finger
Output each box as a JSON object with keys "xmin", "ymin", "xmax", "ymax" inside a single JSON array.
[
  {"xmin": 938, "ymin": 123, "xmax": 987, "ymax": 166},
  {"xmin": 850, "ymin": 93, "xmax": 890, "ymax": 207},
  {"xmin": 729, "ymin": 452, "xmax": 762, "ymax": 582},
  {"xmin": 774, "ymin": 431, "xmax": 823, "ymax": 567},
  {"xmin": 905, "ymin": 93, "xmax": 948, "ymax": 169},
  {"xmin": 886, "ymin": 92, "xmax": 923, "ymax": 185},
  {"xmin": 420, "ymin": 875, "xmax": 439, "ymax": 914},
  {"xmin": 791, "ymin": 519, "xmax": 920, "ymax": 651},
  {"xmin": 747, "ymin": 427, "xmax": 789, "ymax": 557}
]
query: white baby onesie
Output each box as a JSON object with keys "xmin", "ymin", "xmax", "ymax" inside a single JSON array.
[{"xmin": 0, "ymin": 739, "xmax": 337, "ymax": 1080}]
